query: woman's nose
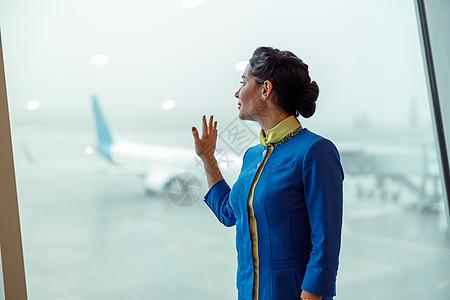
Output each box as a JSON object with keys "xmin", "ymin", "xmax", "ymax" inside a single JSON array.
[{"xmin": 234, "ymin": 89, "xmax": 240, "ymax": 98}]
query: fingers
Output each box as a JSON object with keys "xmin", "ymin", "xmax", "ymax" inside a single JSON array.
[
  {"xmin": 202, "ymin": 115, "xmax": 207, "ymax": 138},
  {"xmin": 208, "ymin": 115, "xmax": 213, "ymax": 135},
  {"xmin": 198, "ymin": 115, "xmax": 217, "ymax": 139},
  {"xmin": 192, "ymin": 127, "xmax": 199, "ymax": 142}
]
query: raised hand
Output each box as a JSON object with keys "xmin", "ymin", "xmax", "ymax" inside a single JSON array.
[
  {"xmin": 192, "ymin": 115, "xmax": 218, "ymax": 162},
  {"xmin": 192, "ymin": 115, "xmax": 223, "ymax": 189}
]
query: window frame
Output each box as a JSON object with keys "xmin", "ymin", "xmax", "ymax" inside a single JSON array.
[
  {"xmin": 415, "ymin": 0, "xmax": 450, "ymax": 238},
  {"xmin": 0, "ymin": 31, "xmax": 28, "ymax": 300}
]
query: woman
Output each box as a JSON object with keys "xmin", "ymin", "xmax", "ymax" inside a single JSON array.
[{"xmin": 191, "ymin": 46, "xmax": 343, "ymax": 300}]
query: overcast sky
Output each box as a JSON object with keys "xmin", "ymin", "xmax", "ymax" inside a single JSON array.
[{"xmin": 0, "ymin": 0, "xmax": 431, "ymax": 132}]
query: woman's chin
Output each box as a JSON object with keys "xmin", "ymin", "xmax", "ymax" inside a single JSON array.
[{"xmin": 238, "ymin": 112, "xmax": 254, "ymax": 122}]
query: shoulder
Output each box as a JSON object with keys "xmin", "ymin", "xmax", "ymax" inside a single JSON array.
[
  {"xmin": 286, "ymin": 129, "xmax": 342, "ymax": 171},
  {"xmin": 297, "ymin": 130, "xmax": 343, "ymax": 179},
  {"xmin": 290, "ymin": 128, "xmax": 339, "ymax": 154}
]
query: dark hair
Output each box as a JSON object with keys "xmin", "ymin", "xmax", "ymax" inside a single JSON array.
[{"xmin": 249, "ymin": 46, "xmax": 319, "ymax": 118}]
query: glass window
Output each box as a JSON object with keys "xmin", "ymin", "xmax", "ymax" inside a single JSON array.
[{"xmin": 1, "ymin": 0, "xmax": 449, "ymax": 299}]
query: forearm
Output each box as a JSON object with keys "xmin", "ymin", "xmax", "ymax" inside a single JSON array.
[{"xmin": 201, "ymin": 155, "xmax": 224, "ymax": 189}]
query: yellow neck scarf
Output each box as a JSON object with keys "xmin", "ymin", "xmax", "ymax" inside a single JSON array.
[{"xmin": 259, "ymin": 115, "xmax": 302, "ymax": 147}]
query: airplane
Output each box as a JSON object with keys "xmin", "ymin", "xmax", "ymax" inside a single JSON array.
[
  {"xmin": 21, "ymin": 95, "xmax": 442, "ymax": 210},
  {"xmin": 338, "ymin": 141, "xmax": 442, "ymax": 212},
  {"xmin": 90, "ymin": 95, "xmax": 241, "ymax": 205}
]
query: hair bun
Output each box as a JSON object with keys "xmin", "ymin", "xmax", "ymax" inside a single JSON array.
[
  {"xmin": 297, "ymin": 81, "xmax": 319, "ymax": 118},
  {"xmin": 249, "ymin": 47, "xmax": 319, "ymax": 118}
]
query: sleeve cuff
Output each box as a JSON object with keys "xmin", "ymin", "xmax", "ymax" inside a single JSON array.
[{"xmin": 204, "ymin": 178, "xmax": 227, "ymax": 200}]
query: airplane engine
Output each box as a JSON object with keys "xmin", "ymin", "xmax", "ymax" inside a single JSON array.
[
  {"xmin": 164, "ymin": 173, "xmax": 203, "ymax": 207},
  {"xmin": 142, "ymin": 172, "xmax": 203, "ymax": 206},
  {"xmin": 142, "ymin": 172, "xmax": 173, "ymax": 195}
]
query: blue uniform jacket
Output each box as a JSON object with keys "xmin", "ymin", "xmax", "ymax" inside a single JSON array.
[{"xmin": 204, "ymin": 128, "xmax": 344, "ymax": 300}]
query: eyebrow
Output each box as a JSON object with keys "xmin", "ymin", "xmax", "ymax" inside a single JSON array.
[{"xmin": 241, "ymin": 75, "xmax": 247, "ymax": 79}]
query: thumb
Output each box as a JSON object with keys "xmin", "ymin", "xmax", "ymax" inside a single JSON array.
[{"xmin": 192, "ymin": 127, "xmax": 200, "ymax": 142}]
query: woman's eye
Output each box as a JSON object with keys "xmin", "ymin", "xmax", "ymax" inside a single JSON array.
[{"xmin": 240, "ymin": 81, "xmax": 244, "ymax": 86}]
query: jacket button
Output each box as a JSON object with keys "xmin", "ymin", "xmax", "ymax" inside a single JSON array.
[
  {"xmin": 262, "ymin": 150, "xmax": 267, "ymax": 156},
  {"xmin": 257, "ymin": 162, "xmax": 261, "ymax": 168}
]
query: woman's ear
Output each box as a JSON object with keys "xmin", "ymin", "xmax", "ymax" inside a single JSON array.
[{"xmin": 261, "ymin": 80, "xmax": 274, "ymax": 100}]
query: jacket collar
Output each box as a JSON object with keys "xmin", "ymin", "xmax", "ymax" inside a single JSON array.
[{"xmin": 259, "ymin": 115, "xmax": 302, "ymax": 147}]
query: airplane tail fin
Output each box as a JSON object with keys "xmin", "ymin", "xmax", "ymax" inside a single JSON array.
[{"xmin": 92, "ymin": 95, "xmax": 114, "ymax": 161}]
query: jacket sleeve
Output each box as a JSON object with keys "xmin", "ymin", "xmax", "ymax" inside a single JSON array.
[
  {"xmin": 301, "ymin": 138, "xmax": 344, "ymax": 297},
  {"xmin": 203, "ymin": 179, "xmax": 236, "ymax": 227}
]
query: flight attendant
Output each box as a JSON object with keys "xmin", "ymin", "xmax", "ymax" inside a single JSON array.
[{"xmin": 192, "ymin": 46, "xmax": 344, "ymax": 300}]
